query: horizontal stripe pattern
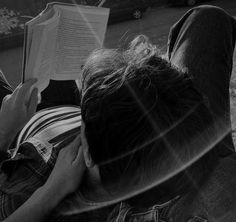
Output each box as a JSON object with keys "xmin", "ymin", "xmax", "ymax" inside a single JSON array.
[{"xmin": 14, "ymin": 106, "xmax": 81, "ymax": 162}]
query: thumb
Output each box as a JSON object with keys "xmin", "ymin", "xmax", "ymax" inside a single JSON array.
[{"xmin": 27, "ymin": 87, "xmax": 39, "ymax": 117}]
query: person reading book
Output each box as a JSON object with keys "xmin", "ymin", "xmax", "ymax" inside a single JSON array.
[{"xmin": 0, "ymin": 5, "xmax": 236, "ymax": 222}]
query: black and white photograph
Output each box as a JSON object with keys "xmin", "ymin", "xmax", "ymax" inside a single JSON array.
[{"xmin": 0, "ymin": 0, "xmax": 236, "ymax": 221}]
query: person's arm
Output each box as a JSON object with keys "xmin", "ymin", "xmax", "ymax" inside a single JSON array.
[
  {"xmin": 0, "ymin": 79, "xmax": 38, "ymax": 153},
  {"xmin": 3, "ymin": 184, "xmax": 62, "ymax": 222},
  {"xmin": 4, "ymin": 135, "xmax": 85, "ymax": 222}
]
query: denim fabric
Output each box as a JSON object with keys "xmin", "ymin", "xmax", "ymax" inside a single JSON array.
[
  {"xmin": 0, "ymin": 106, "xmax": 81, "ymax": 220},
  {"xmin": 187, "ymin": 216, "xmax": 208, "ymax": 222},
  {"xmin": 165, "ymin": 5, "xmax": 236, "ymax": 221},
  {"xmin": 167, "ymin": 5, "xmax": 236, "ymax": 157},
  {"xmin": 168, "ymin": 153, "xmax": 236, "ymax": 222},
  {"xmin": 0, "ymin": 143, "xmax": 47, "ymax": 219},
  {"xmin": 107, "ymin": 197, "xmax": 180, "ymax": 222}
]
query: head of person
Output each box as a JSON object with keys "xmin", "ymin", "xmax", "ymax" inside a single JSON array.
[{"xmin": 80, "ymin": 35, "xmax": 219, "ymax": 202}]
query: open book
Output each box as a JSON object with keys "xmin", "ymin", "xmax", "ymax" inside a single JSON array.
[{"xmin": 22, "ymin": 2, "xmax": 109, "ymax": 91}]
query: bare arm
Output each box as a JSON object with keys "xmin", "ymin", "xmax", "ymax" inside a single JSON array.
[
  {"xmin": 4, "ymin": 136, "xmax": 85, "ymax": 222},
  {"xmin": 4, "ymin": 184, "xmax": 63, "ymax": 222}
]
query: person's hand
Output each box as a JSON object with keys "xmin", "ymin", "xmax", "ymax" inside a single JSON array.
[
  {"xmin": 44, "ymin": 136, "xmax": 86, "ymax": 200},
  {"xmin": 0, "ymin": 79, "xmax": 38, "ymax": 136},
  {"xmin": 0, "ymin": 79, "xmax": 38, "ymax": 151}
]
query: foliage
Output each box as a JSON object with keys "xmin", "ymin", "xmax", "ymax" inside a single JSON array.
[{"xmin": 0, "ymin": 7, "xmax": 24, "ymax": 35}]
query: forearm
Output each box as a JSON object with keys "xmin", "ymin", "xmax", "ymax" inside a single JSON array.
[{"xmin": 4, "ymin": 185, "xmax": 64, "ymax": 222}]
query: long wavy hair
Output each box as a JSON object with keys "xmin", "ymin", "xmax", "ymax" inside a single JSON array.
[{"xmin": 81, "ymin": 35, "xmax": 219, "ymax": 196}]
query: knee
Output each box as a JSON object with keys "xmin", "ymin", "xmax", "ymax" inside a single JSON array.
[{"xmin": 191, "ymin": 5, "xmax": 232, "ymax": 23}]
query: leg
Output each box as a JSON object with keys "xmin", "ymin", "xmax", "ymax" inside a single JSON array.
[
  {"xmin": 167, "ymin": 5, "xmax": 236, "ymax": 157},
  {"xmin": 37, "ymin": 80, "xmax": 81, "ymax": 110},
  {"xmin": 0, "ymin": 70, "xmax": 13, "ymax": 108}
]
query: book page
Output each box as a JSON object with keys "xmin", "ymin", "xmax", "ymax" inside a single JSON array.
[
  {"xmin": 23, "ymin": 5, "xmax": 55, "ymax": 80},
  {"xmin": 52, "ymin": 5, "xmax": 109, "ymax": 81},
  {"xmin": 25, "ymin": 12, "xmax": 60, "ymax": 92}
]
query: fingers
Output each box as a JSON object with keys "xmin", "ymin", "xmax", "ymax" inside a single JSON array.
[
  {"xmin": 15, "ymin": 79, "xmax": 38, "ymax": 104},
  {"xmin": 9, "ymin": 85, "xmax": 21, "ymax": 103},
  {"xmin": 73, "ymin": 144, "xmax": 86, "ymax": 170},
  {"xmin": 69, "ymin": 135, "xmax": 81, "ymax": 160},
  {"xmin": 19, "ymin": 79, "xmax": 38, "ymax": 98},
  {"xmin": 2, "ymin": 94, "xmax": 11, "ymax": 105},
  {"xmin": 81, "ymin": 121, "xmax": 89, "ymax": 150},
  {"xmin": 27, "ymin": 87, "xmax": 39, "ymax": 117},
  {"xmin": 59, "ymin": 135, "xmax": 81, "ymax": 161}
]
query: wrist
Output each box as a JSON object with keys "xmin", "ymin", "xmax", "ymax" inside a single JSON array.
[
  {"xmin": 40, "ymin": 181, "xmax": 67, "ymax": 209},
  {"xmin": 33, "ymin": 186, "xmax": 63, "ymax": 215}
]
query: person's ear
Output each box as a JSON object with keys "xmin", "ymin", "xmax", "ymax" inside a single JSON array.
[
  {"xmin": 81, "ymin": 121, "xmax": 94, "ymax": 168},
  {"xmin": 84, "ymin": 149, "xmax": 94, "ymax": 168}
]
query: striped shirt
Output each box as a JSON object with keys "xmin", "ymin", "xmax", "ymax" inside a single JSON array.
[
  {"xmin": 0, "ymin": 106, "xmax": 81, "ymax": 220},
  {"xmin": 14, "ymin": 106, "xmax": 81, "ymax": 165},
  {"xmin": 0, "ymin": 106, "xmax": 177, "ymax": 222}
]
